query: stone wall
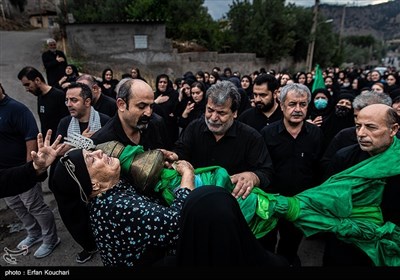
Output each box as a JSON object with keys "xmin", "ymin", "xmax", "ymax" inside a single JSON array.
[{"xmin": 65, "ymin": 22, "xmax": 295, "ymax": 86}]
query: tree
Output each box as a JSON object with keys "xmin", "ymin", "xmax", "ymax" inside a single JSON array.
[{"xmin": 226, "ymin": 0, "xmax": 297, "ymax": 63}]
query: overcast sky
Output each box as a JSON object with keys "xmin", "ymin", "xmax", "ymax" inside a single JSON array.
[{"xmin": 203, "ymin": 0, "xmax": 392, "ymax": 20}]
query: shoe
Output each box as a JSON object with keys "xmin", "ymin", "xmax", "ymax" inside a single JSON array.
[
  {"xmin": 16, "ymin": 236, "xmax": 43, "ymax": 250},
  {"xmin": 76, "ymin": 249, "xmax": 97, "ymax": 264},
  {"xmin": 33, "ymin": 237, "xmax": 61, "ymax": 258}
]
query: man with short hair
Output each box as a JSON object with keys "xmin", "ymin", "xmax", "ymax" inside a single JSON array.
[
  {"xmin": 52, "ymin": 79, "xmax": 167, "ymax": 263},
  {"xmin": 56, "ymin": 82, "xmax": 111, "ymax": 154},
  {"xmin": 238, "ymin": 73, "xmax": 283, "ymax": 131},
  {"xmin": 91, "ymin": 78, "xmax": 167, "ymax": 149},
  {"xmin": 41, "ymin": 38, "xmax": 67, "ymax": 88},
  {"xmin": 321, "ymin": 90, "xmax": 396, "ymax": 172},
  {"xmin": 260, "ymin": 83, "xmax": 324, "ymax": 266},
  {"xmin": 323, "ymin": 104, "xmax": 400, "ymax": 266},
  {"xmin": 76, "ymin": 74, "xmax": 117, "ymax": 118},
  {"xmin": 17, "ymin": 66, "xmax": 69, "ymax": 143},
  {"xmin": 52, "ymin": 82, "xmax": 111, "ymax": 264},
  {"xmin": 163, "ymin": 80, "xmax": 274, "ymax": 200}
]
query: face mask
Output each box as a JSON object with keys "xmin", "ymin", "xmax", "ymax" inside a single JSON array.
[
  {"xmin": 335, "ymin": 105, "xmax": 351, "ymax": 117},
  {"xmin": 314, "ymin": 99, "xmax": 328, "ymax": 110},
  {"xmin": 342, "ymin": 83, "xmax": 350, "ymax": 88}
]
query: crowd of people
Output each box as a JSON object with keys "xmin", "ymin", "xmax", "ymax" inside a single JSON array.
[{"xmin": 1, "ymin": 37, "xmax": 400, "ymax": 268}]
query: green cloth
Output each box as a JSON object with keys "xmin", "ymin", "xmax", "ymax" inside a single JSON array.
[
  {"xmin": 311, "ymin": 64, "xmax": 325, "ymax": 93},
  {"xmin": 118, "ymin": 145, "xmax": 144, "ymax": 175},
  {"xmin": 291, "ymin": 137, "xmax": 400, "ymax": 266},
  {"xmin": 117, "ymin": 138, "xmax": 400, "ymax": 266}
]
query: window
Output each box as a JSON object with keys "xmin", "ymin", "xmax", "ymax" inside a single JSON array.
[{"xmin": 134, "ymin": 35, "xmax": 148, "ymax": 49}]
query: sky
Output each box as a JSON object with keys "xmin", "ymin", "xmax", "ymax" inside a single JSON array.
[{"xmin": 203, "ymin": 0, "xmax": 392, "ymax": 20}]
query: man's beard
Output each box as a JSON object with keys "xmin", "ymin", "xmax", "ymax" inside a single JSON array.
[
  {"xmin": 32, "ymin": 88, "xmax": 42, "ymax": 97},
  {"xmin": 256, "ymin": 99, "xmax": 275, "ymax": 112},
  {"xmin": 134, "ymin": 115, "xmax": 150, "ymax": 132}
]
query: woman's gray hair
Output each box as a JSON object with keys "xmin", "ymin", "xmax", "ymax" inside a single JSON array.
[
  {"xmin": 279, "ymin": 83, "xmax": 312, "ymax": 104},
  {"xmin": 206, "ymin": 80, "xmax": 241, "ymax": 113}
]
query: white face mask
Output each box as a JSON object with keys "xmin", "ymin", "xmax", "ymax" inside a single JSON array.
[{"xmin": 342, "ymin": 83, "xmax": 350, "ymax": 87}]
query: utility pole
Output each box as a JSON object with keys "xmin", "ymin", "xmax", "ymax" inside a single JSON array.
[
  {"xmin": 339, "ymin": 5, "xmax": 346, "ymax": 50},
  {"xmin": 306, "ymin": 0, "xmax": 319, "ymax": 73},
  {"xmin": 0, "ymin": 0, "xmax": 6, "ymax": 21}
]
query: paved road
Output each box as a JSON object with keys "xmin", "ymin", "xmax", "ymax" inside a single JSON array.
[
  {"xmin": 0, "ymin": 29, "xmax": 103, "ymax": 268},
  {"xmin": 0, "ymin": 29, "xmax": 324, "ymax": 271}
]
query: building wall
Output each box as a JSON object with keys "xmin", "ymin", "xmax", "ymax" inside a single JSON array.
[{"xmin": 65, "ymin": 23, "xmax": 293, "ymax": 83}]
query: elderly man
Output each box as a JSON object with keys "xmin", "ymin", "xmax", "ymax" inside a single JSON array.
[
  {"xmin": 260, "ymin": 83, "xmax": 324, "ymax": 266},
  {"xmin": 323, "ymin": 104, "xmax": 400, "ymax": 266},
  {"xmin": 41, "ymin": 38, "xmax": 67, "ymax": 88},
  {"xmin": 163, "ymin": 80, "xmax": 274, "ymax": 200}
]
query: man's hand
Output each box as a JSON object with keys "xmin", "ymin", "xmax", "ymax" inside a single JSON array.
[
  {"xmin": 158, "ymin": 149, "xmax": 179, "ymax": 168},
  {"xmin": 230, "ymin": 171, "xmax": 260, "ymax": 200},
  {"xmin": 31, "ymin": 130, "xmax": 64, "ymax": 175},
  {"xmin": 82, "ymin": 126, "xmax": 94, "ymax": 138}
]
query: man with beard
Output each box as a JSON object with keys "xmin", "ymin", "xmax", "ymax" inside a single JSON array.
[
  {"xmin": 238, "ymin": 73, "xmax": 283, "ymax": 132},
  {"xmin": 162, "ymin": 80, "xmax": 274, "ymax": 200},
  {"xmin": 17, "ymin": 66, "xmax": 69, "ymax": 143},
  {"xmin": 90, "ymin": 78, "xmax": 167, "ymax": 150},
  {"xmin": 260, "ymin": 83, "xmax": 324, "ymax": 266},
  {"xmin": 55, "ymin": 83, "xmax": 110, "ymax": 155},
  {"xmin": 51, "ymin": 78, "xmax": 168, "ymax": 264}
]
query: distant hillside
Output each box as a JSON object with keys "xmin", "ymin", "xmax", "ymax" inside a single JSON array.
[{"xmin": 320, "ymin": 0, "xmax": 400, "ymax": 41}]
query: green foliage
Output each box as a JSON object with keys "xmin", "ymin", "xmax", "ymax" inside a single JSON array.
[
  {"xmin": 61, "ymin": 0, "xmax": 380, "ymax": 68},
  {"xmin": 342, "ymin": 35, "xmax": 384, "ymax": 65},
  {"xmin": 345, "ymin": 35, "xmax": 376, "ymax": 48}
]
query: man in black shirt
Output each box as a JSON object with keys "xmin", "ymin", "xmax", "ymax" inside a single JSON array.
[
  {"xmin": 322, "ymin": 104, "xmax": 400, "ymax": 266},
  {"xmin": 162, "ymin": 80, "xmax": 274, "ymax": 200},
  {"xmin": 17, "ymin": 66, "xmax": 69, "ymax": 143},
  {"xmin": 91, "ymin": 78, "xmax": 167, "ymax": 150},
  {"xmin": 238, "ymin": 73, "xmax": 283, "ymax": 132},
  {"xmin": 41, "ymin": 38, "xmax": 67, "ymax": 88},
  {"xmin": 77, "ymin": 74, "xmax": 117, "ymax": 118},
  {"xmin": 260, "ymin": 83, "xmax": 324, "ymax": 266},
  {"xmin": 320, "ymin": 90, "xmax": 393, "ymax": 172}
]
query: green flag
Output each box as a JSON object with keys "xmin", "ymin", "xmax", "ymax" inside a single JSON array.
[{"xmin": 311, "ymin": 64, "xmax": 325, "ymax": 93}]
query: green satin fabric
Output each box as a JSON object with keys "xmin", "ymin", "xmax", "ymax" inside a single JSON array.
[{"xmin": 121, "ymin": 137, "xmax": 400, "ymax": 266}]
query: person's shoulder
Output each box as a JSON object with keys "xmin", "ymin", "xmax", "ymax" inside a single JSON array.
[
  {"xmin": 335, "ymin": 143, "xmax": 360, "ymax": 159},
  {"xmin": 59, "ymin": 115, "xmax": 72, "ymax": 123},
  {"xmin": 235, "ymin": 120, "xmax": 262, "ymax": 136},
  {"xmin": 237, "ymin": 107, "xmax": 255, "ymax": 119},
  {"xmin": 99, "ymin": 112, "xmax": 111, "ymax": 123},
  {"xmin": 100, "ymin": 94, "xmax": 115, "ymax": 103},
  {"xmin": 3, "ymin": 95, "xmax": 28, "ymax": 109},
  {"xmin": 260, "ymin": 119, "xmax": 281, "ymax": 134},
  {"xmin": 50, "ymin": 87, "xmax": 66, "ymax": 95}
]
